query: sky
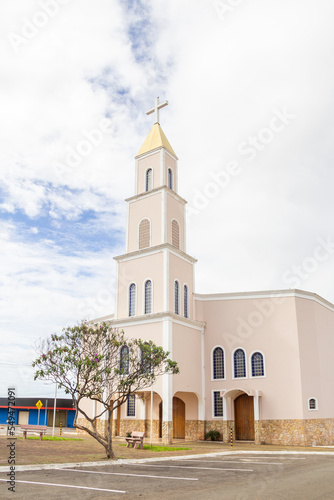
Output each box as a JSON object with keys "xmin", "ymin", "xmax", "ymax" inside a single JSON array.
[{"xmin": 1, "ymin": 0, "xmax": 334, "ymax": 398}]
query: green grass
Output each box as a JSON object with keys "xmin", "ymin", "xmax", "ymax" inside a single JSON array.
[
  {"xmin": 120, "ymin": 444, "xmax": 191, "ymax": 451},
  {"xmin": 18, "ymin": 436, "xmax": 83, "ymax": 441}
]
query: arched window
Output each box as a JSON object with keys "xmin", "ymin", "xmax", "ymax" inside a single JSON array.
[
  {"xmin": 213, "ymin": 347, "xmax": 224, "ymax": 379},
  {"xmin": 168, "ymin": 168, "xmax": 173, "ymax": 190},
  {"xmin": 234, "ymin": 348, "xmax": 246, "ymax": 378},
  {"xmin": 141, "ymin": 342, "xmax": 151, "ymax": 373},
  {"xmin": 139, "ymin": 218, "xmax": 150, "ymax": 249},
  {"xmin": 120, "ymin": 345, "xmax": 129, "ymax": 374},
  {"xmin": 251, "ymin": 352, "xmax": 264, "ymax": 377},
  {"xmin": 146, "ymin": 168, "xmax": 152, "ymax": 191},
  {"xmin": 174, "ymin": 280, "xmax": 180, "ymax": 314},
  {"xmin": 308, "ymin": 398, "xmax": 318, "ymax": 410},
  {"xmin": 183, "ymin": 284, "xmax": 189, "ymax": 318},
  {"xmin": 144, "ymin": 280, "xmax": 152, "ymax": 314},
  {"xmin": 129, "ymin": 283, "xmax": 136, "ymax": 317},
  {"xmin": 171, "ymin": 220, "xmax": 180, "ymax": 248}
]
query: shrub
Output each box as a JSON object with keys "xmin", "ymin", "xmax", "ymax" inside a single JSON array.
[{"xmin": 205, "ymin": 430, "xmax": 221, "ymax": 441}]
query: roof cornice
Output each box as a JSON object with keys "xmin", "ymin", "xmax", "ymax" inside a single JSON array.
[
  {"xmin": 194, "ymin": 288, "xmax": 334, "ymax": 312},
  {"xmin": 114, "ymin": 243, "xmax": 197, "ymax": 264},
  {"xmin": 125, "ymin": 185, "xmax": 187, "ymax": 205}
]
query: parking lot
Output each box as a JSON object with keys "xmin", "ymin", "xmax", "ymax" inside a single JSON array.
[{"xmin": 1, "ymin": 453, "xmax": 334, "ymax": 499}]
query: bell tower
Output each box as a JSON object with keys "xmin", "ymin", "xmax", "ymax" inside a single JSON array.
[
  {"xmin": 107, "ymin": 98, "xmax": 204, "ymax": 445},
  {"xmin": 114, "ymin": 97, "xmax": 196, "ymax": 320}
]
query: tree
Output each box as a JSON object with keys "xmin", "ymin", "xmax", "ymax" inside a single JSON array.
[{"xmin": 32, "ymin": 322, "xmax": 179, "ymax": 458}]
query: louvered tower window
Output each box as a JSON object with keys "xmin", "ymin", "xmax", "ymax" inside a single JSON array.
[
  {"xmin": 171, "ymin": 220, "xmax": 180, "ymax": 249},
  {"xmin": 139, "ymin": 219, "xmax": 150, "ymax": 249}
]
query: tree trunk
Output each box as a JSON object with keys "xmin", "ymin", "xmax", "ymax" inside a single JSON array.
[{"xmin": 106, "ymin": 407, "xmax": 114, "ymax": 459}]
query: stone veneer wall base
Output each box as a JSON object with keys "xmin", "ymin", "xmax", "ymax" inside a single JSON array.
[
  {"xmin": 204, "ymin": 420, "xmax": 234, "ymax": 442},
  {"xmin": 76, "ymin": 417, "xmax": 334, "ymax": 447},
  {"xmin": 257, "ymin": 418, "xmax": 334, "ymax": 446}
]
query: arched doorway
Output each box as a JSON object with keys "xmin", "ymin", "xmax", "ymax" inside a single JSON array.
[
  {"xmin": 173, "ymin": 397, "xmax": 185, "ymax": 438},
  {"xmin": 234, "ymin": 393, "xmax": 254, "ymax": 440}
]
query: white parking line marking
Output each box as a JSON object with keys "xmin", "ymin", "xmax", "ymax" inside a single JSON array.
[
  {"xmin": 239, "ymin": 457, "xmax": 306, "ymax": 460},
  {"xmin": 179, "ymin": 459, "xmax": 284, "ymax": 466},
  {"xmin": 127, "ymin": 464, "xmax": 253, "ymax": 472},
  {"xmin": 0, "ymin": 478, "xmax": 125, "ymax": 493},
  {"xmin": 57, "ymin": 468, "xmax": 198, "ymax": 481}
]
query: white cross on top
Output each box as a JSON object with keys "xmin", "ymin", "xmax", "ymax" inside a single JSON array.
[{"xmin": 146, "ymin": 96, "xmax": 168, "ymax": 124}]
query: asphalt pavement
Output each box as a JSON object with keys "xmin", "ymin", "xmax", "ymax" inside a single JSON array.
[{"xmin": 1, "ymin": 452, "xmax": 334, "ymax": 499}]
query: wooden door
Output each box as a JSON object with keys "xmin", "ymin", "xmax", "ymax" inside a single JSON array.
[
  {"xmin": 234, "ymin": 394, "xmax": 254, "ymax": 440},
  {"xmin": 173, "ymin": 397, "xmax": 185, "ymax": 439}
]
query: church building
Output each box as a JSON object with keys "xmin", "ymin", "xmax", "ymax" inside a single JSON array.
[{"xmin": 79, "ymin": 98, "xmax": 334, "ymax": 446}]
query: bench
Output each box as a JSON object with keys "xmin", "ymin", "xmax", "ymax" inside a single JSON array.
[
  {"xmin": 21, "ymin": 425, "xmax": 47, "ymax": 441},
  {"xmin": 125, "ymin": 431, "xmax": 145, "ymax": 449}
]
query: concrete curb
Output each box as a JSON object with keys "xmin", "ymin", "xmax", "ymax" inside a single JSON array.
[{"xmin": 1, "ymin": 449, "xmax": 334, "ymax": 473}]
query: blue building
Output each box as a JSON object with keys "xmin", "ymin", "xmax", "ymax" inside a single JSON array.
[{"xmin": 0, "ymin": 397, "xmax": 75, "ymax": 428}]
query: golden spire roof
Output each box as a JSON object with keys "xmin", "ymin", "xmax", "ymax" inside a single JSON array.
[{"xmin": 136, "ymin": 123, "xmax": 177, "ymax": 158}]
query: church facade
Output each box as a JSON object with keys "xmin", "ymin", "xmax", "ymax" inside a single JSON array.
[{"xmin": 79, "ymin": 99, "xmax": 334, "ymax": 446}]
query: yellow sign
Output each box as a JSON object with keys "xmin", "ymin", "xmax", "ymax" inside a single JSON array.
[{"xmin": 36, "ymin": 400, "xmax": 43, "ymax": 409}]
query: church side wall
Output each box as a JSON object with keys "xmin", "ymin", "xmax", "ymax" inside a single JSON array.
[
  {"xmin": 172, "ymin": 323, "xmax": 202, "ymax": 397},
  {"xmin": 199, "ymin": 295, "xmax": 304, "ymax": 421},
  {"xmin": 296, "ymin": 297, "xmax": 334, "ymax": 419}
]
